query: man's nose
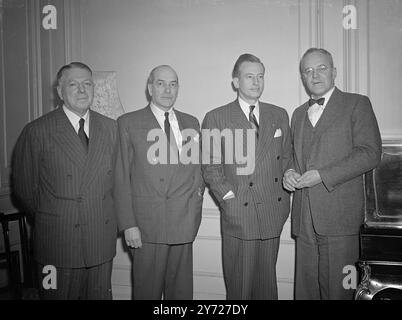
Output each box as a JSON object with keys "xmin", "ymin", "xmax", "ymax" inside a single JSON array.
[
  {"xmin": 252, "ymin": 77, "xmax": 259, "ymax": 85},
  {"xmin": 312, "ymin": 70, "xmax": 319, "ymax": 78},
  {"xmin": 164, "ymin": 85, "xmax": 171, "ymax": 93},
  {"xmin": 78, "ymin": 83, "xmax": 86, "ymax": 93}
]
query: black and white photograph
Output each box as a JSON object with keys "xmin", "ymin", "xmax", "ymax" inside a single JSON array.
[{"xmin": 0, "ymin": 0, "xmax": 401, "ymax": 309}]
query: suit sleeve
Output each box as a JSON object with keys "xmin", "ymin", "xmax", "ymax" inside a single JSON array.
[
  {"xmin": 280, "ymin": 110, "xmax": 293, "ymax": 174},
  {"xmin": 319, "ymin": 96, "xmax": 382, "ymax": 192},
  {"xmin": 201, "ymin": 112, "xmax": 234, "ymax": 202},
  {"xmin": 12, "ymin": 124, "xmax": 40, "ymax": 216},
  {"xmin": 114, "ymin": 118, "xmax": 137, "ymax": 231}
]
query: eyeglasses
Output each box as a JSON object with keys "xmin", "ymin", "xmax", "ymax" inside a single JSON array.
[{"xmin": 302, "ymin": 65, "xmax": 331, "ymax": 77}]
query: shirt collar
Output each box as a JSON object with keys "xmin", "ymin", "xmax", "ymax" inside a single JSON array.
[
  {"xmin": 62, "ymin": 105, "xmax": 90, "ymax": 125},
  {"xmin": 311, "ymin": 86, "xmax": 335, "ymax": 109},
  {"xmin": 150, "ymin": 102, "xmax": 175, "ymax": 118},
  {"xmin": 238, "ymin": 97, "xmax": 260, "ymax": 115}
]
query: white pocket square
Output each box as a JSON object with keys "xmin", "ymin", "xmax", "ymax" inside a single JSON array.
[
  {"xmin": 274, "ymin": 128, "xmax": 282, "ymax": 138},
  {"xmin": 193, "ymin": 133, "xmax": 200, "ymax": 143}
]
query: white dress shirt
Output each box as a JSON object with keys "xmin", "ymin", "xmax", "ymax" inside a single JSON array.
[
  {"xmin": 63, "ymin": 105, "xmax": 90, "ymax": 137},
  {"xmin": 308, "ymin": 86, "xmax": 335, "ymax": 127},
  {"xmin": 150, "ymin": 103, "xmax": 183, "ymax": 153}
]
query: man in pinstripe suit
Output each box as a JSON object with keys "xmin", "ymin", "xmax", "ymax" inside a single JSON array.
[
  {"xmin": 202, "ymin": 54, "xmax": 292, "ymax": 299},
  {"xmin": 12, "ymin": 62, "xmax": 118, "ymax": 299}
]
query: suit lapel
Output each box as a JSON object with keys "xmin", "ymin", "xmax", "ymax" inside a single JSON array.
[
  {"xmin": 52, "ymin": 107, "xmax": 87, "ymax": 169},
  {"xmin": 143, "ymin": 106, "xmax": 175, "ymax": 195},
  {"xmin": 294, "ymin": 103, "xmax": 309, "ymax": 171},
  {"xmin": 310, "ymin": 87, "xmax": 346, "ymax": 146},
  {"xmin": 255, "ymin": 104, "xmax": 277, "ymax": 164},
  {"xmin": 81, "ymin": 110, "xmax": 110, "ymax": 191}
]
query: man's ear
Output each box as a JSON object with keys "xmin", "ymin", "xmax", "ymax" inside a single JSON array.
[
  {"xmin": 232, "ymin": 77, "xmax": 239, "ymax": 90},
  {"xmin": 147, "ymin": 84, "xmax": 152, "ymax": 97},
  {"xmin": 56, "ymin": 85, "xmax": 63, "ymax": 101},
  {"xmin": 332, "ymin": 67, "xmax": 337, "ymax": 80}
]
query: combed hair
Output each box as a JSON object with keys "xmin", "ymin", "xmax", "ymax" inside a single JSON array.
[
  {"xmin": 232, "ymin": 53, "xmax": 265, "ymax": 79},
  {"xmin": 299, "ymin": 48, "xmax": 334, "ymax": 73},
  {"xmin": 56, "ymin": 62, "xmax": 93, "ymax": 84}
]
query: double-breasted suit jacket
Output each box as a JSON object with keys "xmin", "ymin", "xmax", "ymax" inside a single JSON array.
[
  {"xmin": 290, "ymin": 87, "xmax": 382, "ymax": 236},
  {"xmin": 202, "ymin": 100, "xmax": 292, "ymax": 240},
  {"xmin": 13, "ymin": 107, "xmax": 118, "ymax": 268},
  {"xmin": 114, "ymin": 106, "xmax": 204, "ymax": 244}
]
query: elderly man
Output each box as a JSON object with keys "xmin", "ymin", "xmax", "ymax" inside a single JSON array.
[
  {"xmin": 202, "ymin": 54, "xmax": 292, "ymax": 300},
  {"xmin": 283, "ymin": 48, "xmax": 382, "ymax": 299},
  {"xmin": 13, "ymin": 62, "xmax": 118, "ymax": 299},
  {"xmin": 114, "ymin": 65, "xmax": 204, "ymax": 299}
]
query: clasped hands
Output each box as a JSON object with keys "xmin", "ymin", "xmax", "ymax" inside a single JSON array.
[{"xmin": 282, "ymin": 169, "xmax": 322, "ymax": 192}]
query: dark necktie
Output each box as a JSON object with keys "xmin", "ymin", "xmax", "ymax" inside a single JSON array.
[
  {"xmin": 164, "ymin": 112, "xmax": 171, "ymax": 143},
  {"xmin": 78, "ymin": 118, "xmax": 89, "ymax": 152},
  {"xmin": 249, "ymin": 105, "xmax": 259, "ymax": 139},
  {"xmin": 308, "ymin": 97, "xmax": 325, "ymax": 107}
]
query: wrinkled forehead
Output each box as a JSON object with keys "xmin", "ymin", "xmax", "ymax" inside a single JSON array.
[{"xmin": 301, "ymin": 52, "xmax": 333, "ymax": 69}]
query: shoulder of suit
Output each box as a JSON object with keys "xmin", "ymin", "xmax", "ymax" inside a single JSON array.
[
  {"xmin": 174, "ymin": 109, "xmax": 200, "ymax": 125},
  {"xmin": 23, "ymin": 108, "xmax": 60, "ymax": 131},
  {"xmin": 336, "ymin": 88, "xmax": 369, "ymax": 103},
  {"xmin": 117, "ymin": 106, "xmax": 148, "ymax": 125},
  {"xmin": 260, "ymin": 101, "xmax": 287, "ymax": 114},
  {"xmin": 90, "ymin": 109, "xmax": 116, "ymax": 127},
  {"xmin": 204, "ymin": 100, "xmax": 237, "ymax": 117}
]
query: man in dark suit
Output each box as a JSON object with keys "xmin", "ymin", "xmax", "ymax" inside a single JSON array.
[
  {"xmin": 114, "ymin": 65, "xmax": 204, "ymax": 299},
  {"xmin": 202, "ymin": 54, "xmax": 292, "ymax": 299},
  {"xmin": 12, "ymin": 62, "xmax": 118, "ymax": 299},
  {"xmin": 283, "ymin": 48, "xmax": 382, "ymax": 299}
]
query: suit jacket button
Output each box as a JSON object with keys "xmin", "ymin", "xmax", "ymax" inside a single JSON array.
[
  {"xmin": 249, "ymin": 182, "xmax": 253, "ymax": 187},
  {"xmin": 275, "ymin": 178, "xmax": 278, "ymax": 182},
  {"xmin": 160, "ymin": 178, "xmax": 164, "ymax": 182},
  {"xmin": 278, "ymin": 197, "xmax": 282, "ymax": 202},
  {"xmin": 277, "ymin": 155, "xmax": 280, "ymax": 160},
  {"xmin": 244, "ymin": 202, "xmax": 248, "ymax": 207},
  {"xmin": 105, "ymin": 219, "xmax": 109, "ymax": 225},
  {"xmin": 74, "ymin": 224, "xmax": 80, "ymax": 228}
]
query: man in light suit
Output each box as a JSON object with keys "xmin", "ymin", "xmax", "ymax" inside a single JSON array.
[
  {"xmin": 114, "ymin": 65, "xmax": 204, "ymax": 300},
  {"xmin": 202, "ymin": 54, "xmax": 292, "ymax": 299},
  {"xmin": 12, "ymin": 62, "xmax": 118, "ymax": 299},
  {"xmin": 283, "ymin": 48, "xmax": 382, "ymax": 299}
]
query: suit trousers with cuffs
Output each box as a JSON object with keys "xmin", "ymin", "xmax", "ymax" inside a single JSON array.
[
  {"xmin": 295, "ymin": 195, "xmax": 359, "ymax": 300},
  {"xmin": 132, "ymin": 242, "xmax": 193, "ymax": 300},
  {"xmin": 37, "ymin": 260, "xmax": 113, "ymax": 300},
  {"xmin": 222, "ymin": 235, "xmax": 280, "ymax": 300}
]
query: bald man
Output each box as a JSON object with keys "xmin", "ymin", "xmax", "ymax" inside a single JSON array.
[{"xmin": 114, "ymin": 65, "xmax": 204, "ymax": 299}]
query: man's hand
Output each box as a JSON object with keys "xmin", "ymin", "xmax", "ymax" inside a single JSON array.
[
  {"xmin": 296, "ymin": 170, "xmax": 322, "ymax": 188},
  {"xmin": 283, "ymin": 170, "xmax": 302, "ymax": 192},
  {"xmin": 124, "ymin": 227, "xmax": 142, "ymax": 249}
]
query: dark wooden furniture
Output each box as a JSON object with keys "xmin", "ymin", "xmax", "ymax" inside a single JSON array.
[
  {"xmin": 356, "ymin": 141, "xmax": 402, "ymax": 300},
  {"xmin": 0, "ymin": 212, "xmax": 35, "ymax": 299}
]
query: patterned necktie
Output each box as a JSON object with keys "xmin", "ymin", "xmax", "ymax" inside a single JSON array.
[
  {"xmin": 249, "ymin": 105, "xmax": 259, "ymax": 139},
  {"xmin": 78, "ymin": 118, "xmax": 89, "ymax": 152},
  {"xmin": 308, "ymin": 98, "xmax": 325, "ymax": 127}
]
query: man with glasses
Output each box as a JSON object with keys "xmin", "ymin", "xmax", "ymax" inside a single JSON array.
[
  {"xmin": 283, "ymin": 48, "xmax": 382, "ymax": 299},
  {"xmin": 13, "ymin": 62, "xmax": 118, "ymax": 299}
]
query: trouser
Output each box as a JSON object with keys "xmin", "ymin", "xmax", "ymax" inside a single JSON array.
[
  {"xmin": 295, "ymin": 198, "xmax": 359, "ymax": 300},
  {"xmin": 132, "ymin": 242, "xmax": 193, "ymax": 300},
  {"xmin": 222, "ymin": 235, "xmax": 280, "ymax": 300},
  {"xmin": 37, "ymin": 260, "xmax": 113, "ymax": 300}
]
